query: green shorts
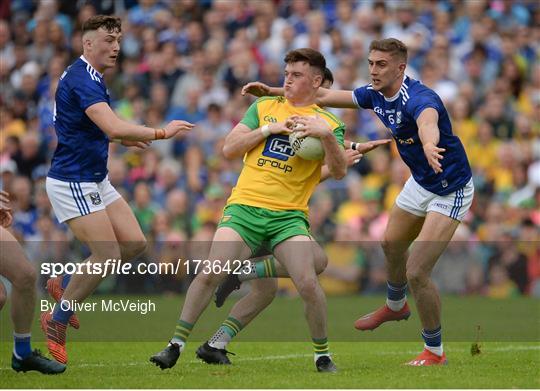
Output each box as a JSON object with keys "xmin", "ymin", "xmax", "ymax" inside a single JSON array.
[{"xmin": 218, "ymin": 204, "xmax": 312, "ymax": 256}]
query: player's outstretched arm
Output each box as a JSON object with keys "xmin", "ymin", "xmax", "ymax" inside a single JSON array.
[
  {"xmin": 348, "ymin": 138, "xmax": 392, "ymax": 153},
  {"xmin": 86, "ymin": 102, "xmax": 194, "ymax": 142},
  {"xmin": 315, "ymin": 87, "xmax": 358, "ymax": 109},
  {"xmin": 223, "ymin": 121, "xmax": 292, "ymax": 159},
  {"xmin": 417, "ymin": 108, "xmax": 445, "ymax": 174},
  {"xmin": 320, "ymin": 148, "xmax": 362, "ymax": 182},
  {"xmin": 241, "ymin": 82, "xmax": 357, "ymax": 109}
]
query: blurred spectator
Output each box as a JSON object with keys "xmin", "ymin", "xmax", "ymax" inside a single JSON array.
[
  {"xmin": 11, "ymin": 175, "xmax": 37, "ymax": 240},
  {"xmin": 13, "ymin": 132, "xmax": 46, "ymax": 179},
  {"xmin": 2, "ymin": 0, "xmax": 538, "ymax": 297},
  {"xmin": 487, "ymin": 264, "xmax": 519, "ymax": 298},
  {"xmin": 131, "ymin": 181, "xmax": 158, "ymax": 235}
]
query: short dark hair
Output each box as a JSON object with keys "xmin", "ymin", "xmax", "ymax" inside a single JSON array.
[
  {"xmin": 323, "ymin": 67, "xmax": 334, "ymax": 85},
  {"xmin": 369, "ymin": 38, "xmax": 408, "ymax": 62},
  {"xmin": 284, "ymin": 48, "xmax": 326, "ymax": 76},
  {"xmin": 82, "ymin": 15, "xmax": 121, "ymax": 35}
]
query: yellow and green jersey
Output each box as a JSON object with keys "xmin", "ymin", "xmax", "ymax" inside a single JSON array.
[{"xmin": 227, "ymin": 96, "xmax": 345, "ymax": 213}]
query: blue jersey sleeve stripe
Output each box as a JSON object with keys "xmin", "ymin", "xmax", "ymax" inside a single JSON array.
[
  {"xmin": 69, "ymin": 182, "xmax": 85, "ymax": 216},
  {"xmin": 351, "ymin": 90, "xmax": 360, "ymax": 107},
  {"xmin": 76, "ymin": 183, "xmax": 91, "ymax": 214}
]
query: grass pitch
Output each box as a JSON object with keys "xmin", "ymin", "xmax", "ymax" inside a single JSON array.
[
  {"xmin": 1, "ymin": 341, "xmax": 538, "ymax": 388},
  {"xmin": 1, "ymin": 294, "xmax": 538, "ymax": 388}
]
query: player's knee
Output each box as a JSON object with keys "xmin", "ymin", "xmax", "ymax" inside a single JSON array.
[
  {"xmin": 195, "ymin": 271, "xmax": 222, "ymax": 288},
  {"xmin": 121, "ymin": 238, "xmax": 147, "ymax": 260},
  {"xmin": 313, "ymin": 249, "xmax": 328, "ymax": 275},
  {"xmin": 92, "ymin": 241, "xmax": 122, "ymax": 261},
  {"xmin": 406, "ymin": 267, "xmax": 428, "ymax": 287},
  {"xmin": 12, "ymin": 264, "xmax": 37, "ymax": 290},
  {"xmin": 381, "ymin": 236, "xmax": 394, "ymax": 255},
  {"xmin": 381, "ymin": 237, "xmax": 406, "ymax": 262},
  {"xmin": 295, "ymin": 277, "xmax": 320, "ymax": 301}
]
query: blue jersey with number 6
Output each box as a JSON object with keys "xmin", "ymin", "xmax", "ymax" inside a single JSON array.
[{"xmin": 352, "ymin": 76, "xmax": 471, "ymax": 196}]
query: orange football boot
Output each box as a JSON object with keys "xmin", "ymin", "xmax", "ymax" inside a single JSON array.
[
  {"xmin": 354, "ymin": 303, "xmax": 411, "ymax": 330},
  {"xmin": 40, "ymin": 311, "xmax": 68, "ymax": 364},
  {"xmin": 406, "ymin": 348, "xmax": 447, "ymax": 366}
]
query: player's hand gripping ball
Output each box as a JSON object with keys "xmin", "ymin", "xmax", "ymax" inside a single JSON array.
[{"xmin": 289, "ymin": 123, "xmax": 325, "ymax": 160}]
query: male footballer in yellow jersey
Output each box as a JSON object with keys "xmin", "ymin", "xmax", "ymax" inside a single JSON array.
[{"xmin": 151, "ymin": 48, "xmax": 347, "ymax": 372}]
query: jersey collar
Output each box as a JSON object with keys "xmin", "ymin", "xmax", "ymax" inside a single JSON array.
[
  {"xmin": 382, "ymin": 75, "xmax": 409, "ymax": 102},
  {"xmin": 284, "ymin": 98, "xmax": 318, "ymax": 110},
  {"xmin": 80, "ymin": 55, "xmax": 104, "ymax": 78}
]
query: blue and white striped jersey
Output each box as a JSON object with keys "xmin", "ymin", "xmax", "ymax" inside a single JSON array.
[
  {"xmin": 353, "ymin": 76, "xmax": 472, "ymax": 196},
  {"xmin": 48, "ymin": 56, "xmax": 110, "ymax": 182}
]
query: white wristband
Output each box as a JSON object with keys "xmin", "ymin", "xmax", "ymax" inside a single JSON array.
[{"xmin": 261, "ymin": 124, "xmax": 271, "ymax": 138}]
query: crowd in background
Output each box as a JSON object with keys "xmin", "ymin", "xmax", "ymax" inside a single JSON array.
[{"xmin": 0, "ymin": 0, "xmax": 539, "ymax": 298}]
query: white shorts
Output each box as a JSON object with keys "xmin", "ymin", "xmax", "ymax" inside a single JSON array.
[
  {"xmin": 396, "ymin": 177, "xmax": 474, "ymax": 221},
  {"xmin": 46, "ymin": 176, "xmax": 122, "ymax": 223}
]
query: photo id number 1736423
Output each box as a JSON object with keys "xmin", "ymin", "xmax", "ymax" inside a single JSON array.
[{"xmin": 183, "ymin": 259, "xmax": 251, "ymax": 275}]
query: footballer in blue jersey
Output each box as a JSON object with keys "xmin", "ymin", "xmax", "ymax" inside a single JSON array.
[
  {"xmin": 352, "ymin": 76, "xmax": 472, "ymax": 196},
  {"xmin": 42, "ymin": 15, "xmax": 194, "ymax": 365},
  {"xmin": 242, "ymin": 38, "xmax": 474, "ymax": 366}
]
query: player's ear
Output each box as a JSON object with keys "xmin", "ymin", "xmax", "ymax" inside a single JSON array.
[{"xmin": 313, "ymin": 73, "xmax": 323, "ymax": 88}]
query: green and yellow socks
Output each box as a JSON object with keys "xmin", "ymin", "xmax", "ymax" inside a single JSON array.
[
  {"xmin": 239, "ymin": 258, "xmax": 278, "ymax": 282},
  {"xmin": 208, "ymin": 316, "xmax": 244, "ymax": 350},
  {"xmin": 313, "ymin": 337, "xmax": 330, "ymax": 361},
  {"xmin": 170, "ymin": 320, "xmax": 194, "ymax": 351}
]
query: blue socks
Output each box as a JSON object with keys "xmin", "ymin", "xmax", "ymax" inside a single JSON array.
[
  {"xmin": 14, "ymin": 333, "xmax": 32, "ymax": 359},
  {"xmin": 422, "ymin": 326, "xmax": 443, "ymax": 356},
  {"xmin": 51, "ymin": 274, "xmax": 74, "ymax": 325},
  {"xmin": 61, "ymin": 274, "xmax": 71, "ymax": 289},
  {"xmin": 52, "ymin": 299, "xmax": 73, "ymax": 325},
  {"xmin": 386, "ymin": 281, "xmax": 407, "ymax": 311}
]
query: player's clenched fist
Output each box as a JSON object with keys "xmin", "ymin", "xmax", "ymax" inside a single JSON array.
[{"xmin": 163, "ymin": 120, "xmax": 195, "ymax": 139}]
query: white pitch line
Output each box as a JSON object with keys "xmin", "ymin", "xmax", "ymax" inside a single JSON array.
[{"xmin": 0, "ymin": 345, "xmax": 537, "ymax": 371}]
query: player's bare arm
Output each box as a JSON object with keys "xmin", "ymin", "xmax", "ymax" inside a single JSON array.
[
  {"xmin": 320, "ymin": 149, "xmax": 362, "ymax": 182},
  {"xmin": 314, "ymin": 88, "xmax": 357, "ymax": 109},
  {"xmin": 417, "ymin": 108, "xmax": 445, "ymax": 174},
  {"xmin": 242, "ymin": 82, "xmax": 357, "ymax": 109},
  {"xmin": 86, "ymin": 102, "xmax": 194, "ymax": 141},
  {"xmin": 348, "ymin": 138, "xmax": 392, "ymax": 153},
  {"xmin": 222, "ymin": 121, "xmax": 292, "ymax": 159},
  {"xmin": 117, "ymin": 140, "xmax": 152, "ymax": 149},
  {"xmin": 320, "ymin": 138, "xmax": 391, "ymax": 181}
]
